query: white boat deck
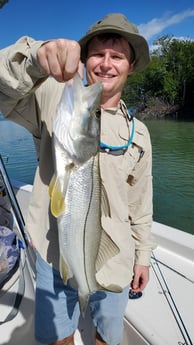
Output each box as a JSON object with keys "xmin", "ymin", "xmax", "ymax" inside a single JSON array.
[{"xmin": 122, "ymin": 224, "xmax": 194, "ymax": 345}]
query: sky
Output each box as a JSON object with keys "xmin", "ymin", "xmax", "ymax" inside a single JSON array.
[{"xmin": 0, "ymin": 0, "xmax": 194, "ymax": 50}]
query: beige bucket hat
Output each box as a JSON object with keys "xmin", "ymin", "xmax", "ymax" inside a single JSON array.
[{"xmin": 79, "ymin": 13, "xmax": 150, "ymax": 72}]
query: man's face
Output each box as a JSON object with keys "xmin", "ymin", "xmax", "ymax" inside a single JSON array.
[{"xmin": 85, "ymin": 36, "xmax": 134, "ymax": 101}]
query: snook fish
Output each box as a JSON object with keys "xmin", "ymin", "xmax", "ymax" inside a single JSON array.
[{"xmin": 49, "ymin": 74, "xmax": 120, "ymax": 313}]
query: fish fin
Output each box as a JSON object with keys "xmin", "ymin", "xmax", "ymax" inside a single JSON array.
[
  {"xmin": 101, "ymin": 184, "xmax": 111, "ymax": 218},
  {"xmin": 59, "ymin": 255, "xmax": 69, "ymax": 283},
  {"xmin": 96, "ymin": 229, "xmax": 119, "ymax": 272},
  {"xmin": 49, "ymin": 175, "xmax": 65, "ymax": 217},
  {"xmin": 49, "ymin": 164, "xmax": 74, "ymax": 217},
  {"xmin": 48, "ymin": 174, "xmax": 56, "ymax": 198}
]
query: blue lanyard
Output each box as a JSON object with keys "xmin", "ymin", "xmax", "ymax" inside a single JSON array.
[{"xmin": 100, "ymin": 111, "xmax": 135, "ymax": 155}]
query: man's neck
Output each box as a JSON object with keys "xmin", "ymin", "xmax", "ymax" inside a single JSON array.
[{"xmin": 101, "ymin": 93, "xmax": 121, "ymax": 110}]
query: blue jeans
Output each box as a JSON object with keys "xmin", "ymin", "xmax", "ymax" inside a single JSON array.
[{"xmin": 35, "ymin": 253, "xmax": 129, "ymax": 345}]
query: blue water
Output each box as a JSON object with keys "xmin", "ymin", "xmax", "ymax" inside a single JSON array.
[
  {"xmin": 0, "ymin": 114, "xmax": 194, "ymax": 235},
  {"xmin": 0, "ymin": 115, "xmax": 37, "ymax": 184},
  {"xmin": 145, "ymin": 119, "xmax": 194, "ymax": 235}
]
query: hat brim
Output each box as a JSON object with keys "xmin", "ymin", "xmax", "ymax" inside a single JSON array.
[{"xmin": 79, "ymin": 26, "xmax": 150, "ymax": 72}]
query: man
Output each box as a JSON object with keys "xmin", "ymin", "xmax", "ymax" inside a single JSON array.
[{"xmin": 0, "ymin": 13, "xmax": 155, "ymax": 345}]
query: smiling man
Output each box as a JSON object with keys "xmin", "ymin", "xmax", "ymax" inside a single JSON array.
[
  {"xmin": 85, "ymin": 34, "xmax": 134, "ymax": 108},
  {"xmin": 0, "ymin": 13, "xmax": 156, "ymax": 345}
]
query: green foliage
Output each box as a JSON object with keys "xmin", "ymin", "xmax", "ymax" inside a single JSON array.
[{"xmin": 123, "ymin": 35, "xmax": 194, "ymax": 118}]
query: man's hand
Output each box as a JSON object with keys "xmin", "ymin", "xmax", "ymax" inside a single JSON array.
[
  {"xmin": 37, "ymin": 39, "xmax": 83, "ymax": 82},
  {"xmin": 130, "ymin": 264, "xmax": 149, "ymax": 292}
]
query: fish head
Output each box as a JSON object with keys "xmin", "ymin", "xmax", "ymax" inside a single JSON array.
[
  {"xmin": 69, "ymin": 74, "xmax": 103, "ymax": 164},
  {"xmin": 54, "ymin": 73, "xmax": 102, "ymax": 165}
]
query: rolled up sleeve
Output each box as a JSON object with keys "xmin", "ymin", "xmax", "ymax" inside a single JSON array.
[{"xmin": 0, "ymin": 36, "xmax": 48, "ymax": 116}]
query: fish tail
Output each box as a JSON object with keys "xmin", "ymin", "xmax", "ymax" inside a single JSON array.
[{"xmin": 78, "ymin": 293, "xmax": 90, "ymax": 318}]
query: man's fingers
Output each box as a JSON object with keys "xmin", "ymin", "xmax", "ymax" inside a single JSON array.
[
  {"xmin": 62, "ymin": 40, "xmax": 81, "ymax": 77},
  {"xmin": 37, "ymin": 39, "xmax": 81, "ymax": 82},
  {"xmin": 78, "ymin": 61, "xmax": 84, "ymax": 80}
]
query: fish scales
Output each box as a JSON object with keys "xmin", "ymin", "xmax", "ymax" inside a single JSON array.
[{"xmin": 58, "ymin": 155, "xmax": 102, "ymax": 297}]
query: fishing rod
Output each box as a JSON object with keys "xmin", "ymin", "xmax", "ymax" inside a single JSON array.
[
  {"xmin": 0, "ymin": 154, "xmax": 36, "ymax": 274},
  {"xmin": 0, "ymin": 154, "xmax": 27, "ymax": 244},
  {"xmin": 151, "ymin": 251, "xmax": 193, "ymax": 345}
]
